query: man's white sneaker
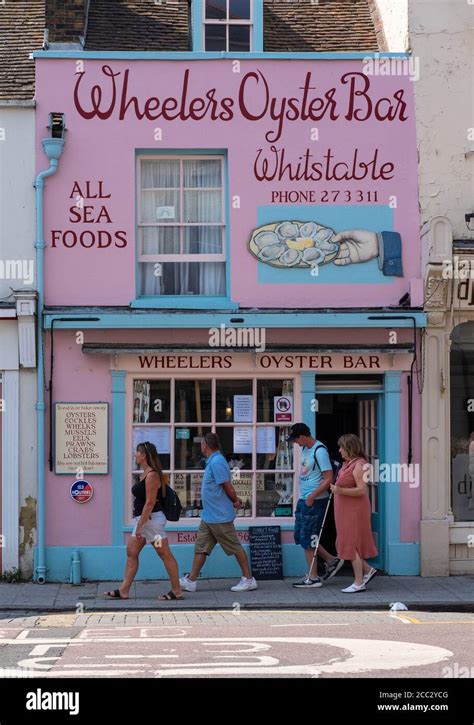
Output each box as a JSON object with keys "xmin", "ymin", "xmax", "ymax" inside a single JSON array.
[
  {"xmin": 341, "ymin": 582, "xmax": 366, "ymax": 593},
  {"xmin": 230, "ymin": 577, "xmax": 258, "ymax": 592},
  {"xmin": 179, "ymin": 574, "xmax": 197, "ymax": 592}
]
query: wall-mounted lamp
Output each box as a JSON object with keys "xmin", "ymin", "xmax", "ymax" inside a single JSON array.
[{"xmin": 465, "ymin": 213, "xmax": 474, "ymax": 231}]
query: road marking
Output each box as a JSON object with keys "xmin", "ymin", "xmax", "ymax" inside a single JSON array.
[
  {"xmin": 412, "ymin": 620, "xmax": 474, "ymax": 625},
  {"xmin": 270, "ymin": 623, "xmax": 349, "ymax": 627},
  {"xmin": 62, "ymin": 663, "xmax": 152, "ymax": 668},
  {"xmin": 389, "ymin": 614, "xmax": 414, "ymax": 624},
  {"xmin": 390, "ymin": 615, "xmax": 474, "ymax": 625},
  {"xmin": 106, "ymin": 655, "xmax": 179, "ymax": 658},
  {"xmin": 9, "ymin": 636, "xmax": 453, "ymax": 678}
]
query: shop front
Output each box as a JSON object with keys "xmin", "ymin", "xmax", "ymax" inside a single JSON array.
[
  {"xmin": 35, "ymin": 52, "xmax": 424, "ymax": 581},
  {"xmin": 38, "ymin": 321, "xmax": 423, "ymax": 580}
]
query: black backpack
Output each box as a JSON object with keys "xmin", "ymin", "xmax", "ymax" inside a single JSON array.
[
  {"xmin": 159, "ymin": 481, "xmax": 182, "ymax": 522},
  {"xmin": 313, "ymin": 443, "xmax": 341, "ymax": 479}
]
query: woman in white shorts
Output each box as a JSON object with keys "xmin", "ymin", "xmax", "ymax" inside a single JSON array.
[{"xmin": 105, "ymin": 441, "xmax": 183, "ymax": 601}]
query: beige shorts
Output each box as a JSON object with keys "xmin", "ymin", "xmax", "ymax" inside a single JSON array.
[
  {"xmin": 195, "ymin": 520, "xmax": 243, "ymax": 557},
  {"xmin": 132, "ymin": 512, "xmax": 167, "ymax": 544}
]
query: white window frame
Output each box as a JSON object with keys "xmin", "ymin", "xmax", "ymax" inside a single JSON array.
[
  {"xmin": 138, "ymin": 155, "xmax": 226, "ymax": 296},
  {"xmin": 130, "ymin": 375, "xmax": 297, "ymax": 522},
  {"xmin": 202, "ymin": 0, "xmax": 253, "ymax": 52}
]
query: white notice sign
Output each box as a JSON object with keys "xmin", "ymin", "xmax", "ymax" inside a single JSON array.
[
  {"xmin": 234, "ymin": 395, "xmax": 253, "ymax": 422},
  {"xmin": 133, "ymin": 426, "xmax": 171, "ymax": 456},
  {"xmin": 233, "ymin": 427, "xmax": 252, "ymax": 454},
  {"xmin": 257, "ymin": 426, "xmax": 276, "ymax": 454}
]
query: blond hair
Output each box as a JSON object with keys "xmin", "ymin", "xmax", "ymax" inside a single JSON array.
[{"xmin": 337, "ymin": 434, "xmax": 367, "ymax": 461}]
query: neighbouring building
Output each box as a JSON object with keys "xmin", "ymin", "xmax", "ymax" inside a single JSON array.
[
  {"xmin": 411, "ymin": 0, "xmax": 474, "ymax": 575},
  {"xmin": 33, "ymin": 0, "xmax": 425, "ymax": 582},
  {"xmin": 0, "ymin": 0, "xmax": 43, "ymax": 578}
]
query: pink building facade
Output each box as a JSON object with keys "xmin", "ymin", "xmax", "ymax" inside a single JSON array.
[{"xmin": 34, "ymin": 54, "xmax": 425, "ymax": 580}]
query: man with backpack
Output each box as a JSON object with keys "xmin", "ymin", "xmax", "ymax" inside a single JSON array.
[{"xmin": 287, "ymin": 423, "xmax": 344, "ymax": 587}]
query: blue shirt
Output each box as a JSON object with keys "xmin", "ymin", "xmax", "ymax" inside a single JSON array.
[
  {"xmin": 299, "ymin": 441, "xmax": 332, "ymax": 500},
  {"xmin": 201, "ymin": 451, "xmax": 235, "ymax": 524}
]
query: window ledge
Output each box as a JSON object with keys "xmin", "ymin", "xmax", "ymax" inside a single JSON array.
[
  {"xmin": 131, "ymin": 297, "xmax": 238, "ymax": 310},
  {"xmin": 123, "ymin": 519, "xmax": 295, "ymax": 532}
]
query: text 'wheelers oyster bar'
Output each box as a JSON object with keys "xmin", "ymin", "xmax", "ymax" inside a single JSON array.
[{"xmin": 35, "ymin": 47, "xmax": 425, "ymax": 582}]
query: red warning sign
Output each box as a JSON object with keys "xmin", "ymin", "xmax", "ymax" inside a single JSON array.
[{"xmin": 274, "ymin": 396, "xmax": 293, "ymax": 423}]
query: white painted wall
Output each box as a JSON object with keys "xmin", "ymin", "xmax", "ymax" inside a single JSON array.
[
  {"xmin": 0, "ymin": 106, "xmax": 37, "ymax": 577},
  {"xmin": 375, "ymin": 0, "xmax": 409, "ymax": 51},
  {"xmin": 410, "ymin": 0, "xmax": 474, "ymax": 245},
  {"xmin": 0, "ymin": 107, "xmax": 36, "ymax": 298}
]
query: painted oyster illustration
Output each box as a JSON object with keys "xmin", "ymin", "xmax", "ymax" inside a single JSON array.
[{"xmin": 249, "ymin": 220, "xmax": 339, "ymax": 268}]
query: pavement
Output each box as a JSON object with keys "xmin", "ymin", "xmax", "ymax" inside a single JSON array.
[{"xmin": 0, "ymin": 575, "xmax": 473, "ymax": 612}]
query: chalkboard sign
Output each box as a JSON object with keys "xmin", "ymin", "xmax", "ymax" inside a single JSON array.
[{"xmin": 249, "ymin": 526, "xmax": 283, "ymax": 580}]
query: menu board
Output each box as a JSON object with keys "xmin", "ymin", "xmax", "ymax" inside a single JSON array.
[
  {"xmin": 55, "ymin": 402, "xmax": 108, "ymax": 474},
  {"xmin": 249, "ymin": 526, "xmax": 283, "ymax": 580}
]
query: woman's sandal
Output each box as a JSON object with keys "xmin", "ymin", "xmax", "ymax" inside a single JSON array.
[
  {"xmin": 159, "ymin": 591, "xmax": 184, "ymax": 601},
  {"xmin": 105, "ymin": 589, "xmax": 129, "ymax": 600}
]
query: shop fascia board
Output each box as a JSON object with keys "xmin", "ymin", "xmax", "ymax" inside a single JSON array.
[{"xmin": 43, "ymin": 310, "xmax": 427, "ymax": 330}]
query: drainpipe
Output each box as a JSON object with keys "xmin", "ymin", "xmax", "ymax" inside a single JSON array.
[{"xmin": 34, "ymin": 119, "xmax": 65, "ymax": 583}]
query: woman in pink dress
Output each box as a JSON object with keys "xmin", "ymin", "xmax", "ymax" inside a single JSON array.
[{"xmin": 330, "ymin": 434, "xmax": 378, "ymax": 593}]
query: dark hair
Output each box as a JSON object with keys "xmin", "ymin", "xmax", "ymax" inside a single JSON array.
[
  {"xmin": 337, "ymin": 433, "xmax": 367, "ymax": 461},
  {"xmin": 203, "ymin": 432, "xmax": 220, "ymax": 451},
  {"xmin": 136, "ymin": 441, "xmax": 167, "ymax": 491}
]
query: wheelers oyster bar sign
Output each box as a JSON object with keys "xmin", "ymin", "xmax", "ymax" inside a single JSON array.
[
  {"xmin": 40, "ymin": 59, "xmax": 419, "ymax": 308},
  {"xmin": 118, "ymin": 353, "xmax": 413, "ymax": 372}
]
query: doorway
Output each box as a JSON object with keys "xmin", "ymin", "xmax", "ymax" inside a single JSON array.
[{"xmin": 315, "ymin": 390, "xmax": 383, "ymax": 572}]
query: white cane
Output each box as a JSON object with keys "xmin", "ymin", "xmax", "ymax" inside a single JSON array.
[{"xmin": 307, "ymin": 492, "xmax": 333, "ymax": 581}]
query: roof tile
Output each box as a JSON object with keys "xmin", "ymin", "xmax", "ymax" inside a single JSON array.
[{"xmin": 0, "ymin": 0, "xmax": 44, "ymax": 100}]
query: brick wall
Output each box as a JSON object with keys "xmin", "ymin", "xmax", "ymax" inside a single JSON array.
[{"xmin": 46, "ymin": 0, "xmax": 88, "ymax": 44}]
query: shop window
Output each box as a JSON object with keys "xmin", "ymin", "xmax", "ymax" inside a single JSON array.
[
  {"xmin": 138, "ymin": 156, "xmax": 226, "ymax": 298},
  {"xmin": 450, "ymin": 322, "xmax": 474, "ymax": 521},
  {"xmin": 204, "ymin": 0, "xmax": 252, "ymax": 51},
  {"xmin": 131, "ymin": 377, "xmax": 295, "ymax": 519}
]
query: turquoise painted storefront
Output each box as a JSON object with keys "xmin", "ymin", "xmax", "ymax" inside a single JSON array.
[{"xmin": 37, "ymin": 313, "xmax": 424, "ymax": 582}]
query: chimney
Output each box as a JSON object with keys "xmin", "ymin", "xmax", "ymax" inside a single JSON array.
[{"xmin": 45, "ymin": 0, "xmax": 90, "ymax": 46}]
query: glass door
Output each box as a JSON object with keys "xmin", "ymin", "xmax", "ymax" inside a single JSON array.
[{"xmin": 358, "ymin": 395, "xmax": 383, "ymax": 569}]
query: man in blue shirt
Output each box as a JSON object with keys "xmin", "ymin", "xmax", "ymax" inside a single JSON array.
[
  {"xmin": 180, "ymin": 433, "xmax": 257, "ymax": 593},
  {"xmin": 287, "ymin": 423, "xmax": 344, "ymax": 587}
]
